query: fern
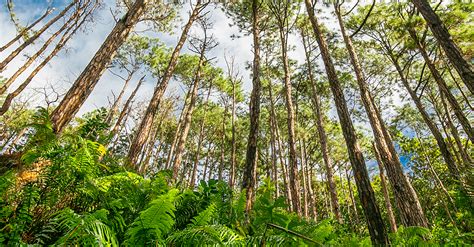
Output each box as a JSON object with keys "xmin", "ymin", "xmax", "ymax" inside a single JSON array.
[
  {"xmin": 50, "ymin": 208, "xmax": 118, "ymax": 246},
  {"xmin": 124, "ymin": 189, "xmax": 179, "ymax": 246},
  {"xmin": 190, "ymin": 203, "xmax": 216, "ymax": 226},
  {"xmin": 166, "ymin": 224, "xmax": 244, "ymax": 246}
]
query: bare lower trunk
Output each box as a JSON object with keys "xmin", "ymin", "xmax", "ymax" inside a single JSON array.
[
  {"xmin": 106, "ymin": 72, "xmax": 134, "ymax": 125},
  {"xmin": 305, "ymin": 1, "xmax": 388, "ymax": 244},
  {"xmin": 242, "ymin": 0, "xmax": 261, "ymax": 214},
  {"xmin": 373, "ymin": 142, "xmax": 398, "ymax": 233},
  {"xmin": 278, "ymin": 25, "xmax": 301, "ymax": 216},
  {"xmin": 336, "ymin": 8, "xmax": 427, "ymax": 227},
  {"xmin": 269, "ymin": 109, "xmax": 279, "ymax": 197},
  {"xmin": 218, "ymin": 108, "xmax": 226, "ymax": 181},
  {"xmin": 411, "ymin": 0, "xmax": 474, "ymax": 93},
  {"xmin": 346, "ymin": 166, "xmax": 359, "ymax": 223},
  {"xmin": 301, "ymin": 28, "xmax": 342, "ymax": 223},
  {"xmin": 230, "ymin": 80, "xmax": 237, "ymax": 189},
  {"xmin": 51, "ymin": 0, "xmax": 147, "ymax": 133},
  {"xmin": 127, "ymin": 0, "xmax": 203, "ymax": 168},
  {"xmin": 0, "ymin": 0, "xmax": 78, "ymax": 72}
]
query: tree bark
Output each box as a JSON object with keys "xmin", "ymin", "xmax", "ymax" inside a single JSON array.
[
  {"xmin": 301, "ymin": 27, "xmax": 342, "ymax": 223},
  {"xmin": 373, "ymin": 142, "xmax": 398, "ymax": 233},
  {"xmin": 51, "ymin": 0, "xmax": 147, "ymax": 133},
  {"xmin": 305, "ymin": 1, "xmax": 389, "ymax": 244},
  {"xmin": 408, "ymin": 28, "xmax": 474, "ymax": 143},
  {"xmin": 242, "ymin": 0, "xmax": 261, "ymax": 214},
  {"xmin": 336, "ymin": 7, "xmax": 427, "ymax": 228},
  {"xmin": 218, "ymin": 106, "xmax": 227, "ymax": 181},
  {"xmin": 230, "ymin": 79, "xmax": 237, "ymax": 189},
  {"xmin": 411, "ymin": 0, "xmax": 474, "ymax": 93},
  {"xmin": 0, "ymin": 0, "xmax": 78, "ymax": 72},
  {"xmin": 106, "ymin": 72, "xmax": 134, "ymax": 125},
  {"xmin": 127, "ymin": 0, "xmax": 203, "ymax": 168}
]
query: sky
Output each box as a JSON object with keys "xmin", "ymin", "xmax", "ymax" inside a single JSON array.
[{"xmin": 0, "ymin": 0, "xmax": 414, "ymax": 173}]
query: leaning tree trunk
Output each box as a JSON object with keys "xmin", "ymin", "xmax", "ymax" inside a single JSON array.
[
  {"xmin": 51, "ymin": 0, "xmax": 147, "ymax": 133},
  {"xmin": 127, "ymin": 0, "xmax": 203, "ymax": 168},
  {"xmin": 106, "ymin": 72, "xmax": 135, "ymax": 125},
  {"xmin": 408, "ymin": 28, "xmax": 474, "ymax": 143},
  {"xmin": 0, "ymin": 0, "xmax": 78, "ymax": 72},
  {"xmin": 229, "ymin": 80, "xmax": 237, "ymax": 189},
  {"xmin": 0, "ymin": 8, "xmax": 53, "ymax": 52},
  {"xmin": 336, "ymin": 8, "xmax": 427, "ymax": 227},
  {"xmin": 411, "ymin": 0, "xmax": 474, "ymax": 94},
  {"xmin": 301, "ymin": 28, "xmax": 342, "ymax": 223},
  {"xmin": 305, "ymin": 0, "xmax": 389, "ymax": 244},
  {"xmin": 373, "ymin": 142, "xmax": 398, "ymax": 233},
  {"xmin": 242, "ymin": 0, "xmax": 262, "ymax": 214}
]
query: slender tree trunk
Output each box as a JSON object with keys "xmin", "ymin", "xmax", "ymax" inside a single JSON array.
[
  {"xmin": 440, "ymin": 92, "xmax": 472, "ymax": 167},
  {"xmin": 0, "ymin": 8, "xmax": 53, "ymax": 52},
  {"xmin": 230, "ymin": 80, "xmax": 237, "ymax": 189},
  {"xmin": 386, "ymin": 49, "xmax": 463, "ymax": 189},
  {"xmin": 299, "ymin": 140, "xmax": 309, "ymax": 218},
  {"xmin": 202, "ymin": 141, "xmax": 213, "ymax": 181},
  {"xmin": 408, "ymin": 28, "xmax": 473, "ymax": 143},
  {"xmin": 345, "ymin": 166, "xmax": 359, "ymax": 223},
  {"xmin": 106, "ymin": 72, "xmax": 134, "ymax": 125},
  {"xmin": 301, "ymin": 28, "xmax": 342, "ymax": 223},
  {"xmin": 269, "ymin": 106, "xmax": 279, "ymax": 197},
  {"xmin": 218, "ymin": 107, "xmax": 226, "ymax": 181},
  {"xmin": 51, "ymin": 0, "xmax": 147, "ymax": 133},
  {"xmin": 165, "ymin": 98, "xmax": 189, "ymax": 169},
  {"xmin": 411, "ymin": 0, "xmax": 474, "ymax": 93},
  {"xmin": 110, "ymin": 76, "xmax": 144, "ymax": 137},
  {"xmin": 305, "ymin": 1, "xmax": 388, "ymax": 244},
  {"xmin": 171, "ymin": 46, "xmax": 207, "ymax": 180},
  {"xmin": 127, "ymin": 0, "xmax": 204, "ymax": 168},
  {"xmin": 242, "ymin": 0, "xmax": 261, "ymax": 214},
  {"xmin": 277, "ymin": 21, "xmax": 301, "ymax": 216},
  {"xmin": 190, "ymin": 87, "xmax": 212, "ymax": 188},
  {"xmin": 373, "ymin": 142, "xmax": 398, "ymax": 233},
  {"xmin": 336, "ymin": 7, "xmax": 427, "ymax": 227},
  {"xmin": 0, "ymin": 0, "xmax": 78, "ymax": 72}
]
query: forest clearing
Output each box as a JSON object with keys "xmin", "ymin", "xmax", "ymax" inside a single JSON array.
[{"xmin": 0, "ymin": 0, "xmax": 473, "ymax": 245}]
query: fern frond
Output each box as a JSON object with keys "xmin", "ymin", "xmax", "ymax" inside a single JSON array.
[
  {"xmin": 190, "ymin": 203, "xmax": 216, "ymax": 227},
  {"xmin": 166, "ymin": 224, "xmax": 244, "ymax": 246}
]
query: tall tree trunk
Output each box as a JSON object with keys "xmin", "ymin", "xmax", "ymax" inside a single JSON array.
[
  {"xmin": 110, "ymin": 76, "xmax": 144, "ymax": 137},
  {"xmin": 345, "ymin": 166, "xmax": 359, "ymax": 223},
  {"xmin": 299, "ymin": 140, "xmax": 309, "ymax": 218},
  {"xmin": 0, "ymin": 3, "xmax": 95, "ymax": 115},
  {"xmin": 385, "ymin": 48, "xmax": 463, "ymax": 188},
  {"xmin": 165, "ymin": 98, "xmax": 189, "ymax": 169},
  {"xmin": 411, "ymin": 0, "xmax": 474, "ymax": 93},
  {"xmin": 373, "ymin": 142, "xmax": 398, "ymax": 233},
  {"xmin": 0, "ymin": 1, "xmax": 87, "ymax": 95},
  {"xmin": 218, "ymin": 106, "xmax": 227, "ymax": 181},
  {"xmin": 190, "ymin": 86, "xmax": 212, "ymax": 188},
  {"xmin": 336, "ymin": 7, "xmax": 427, "ymax": 227},
  {"xmin": 230, "ymin": 80, "xmax": 237, "ymax": 189},
  {"xmin": 301, "ymin": 27, "xmax": 342, "ymax": 223},
  {"xmin": 242, "ymin": 0, "xmax": 261, "ymax": 213},
  {"xmin": 0, "ymin": 0, "xmax": 78, "ymax": 72},
  {"xmin": 408, "ymin": 28, "xmax": 474, "ymax": 143},
  {"xmin": 127, "ymin": 0, "xmax": 204, "ymax": 168},
  {"xmin": 0, "ymin": 8, "xmax": 53, "ymax": 52},
  {"xmin": 305, "ymin": 1, "xmax": 389, "ymax": 244},
  {"xmin": 269, "ymin": 105, "xmax": 279, "ymax": 197},
  {"xmin": 51, "ymin": 0, "xmax": 147, "ymax": 133},
  {"xmin": 277, "ymin": 19, "xmax": 301, "ymax": 216},
  {"xmin": 202, "ymin": 141, "xmax": 213, "ymax": 181},
  {"xmin": 171, "ymin": 46, "xmax": 207, "ymax": 180}
]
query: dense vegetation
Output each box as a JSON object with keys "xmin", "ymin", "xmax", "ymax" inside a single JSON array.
[{"xmin": 0, "ymin": 0, "xmax": 472, "ymax": 246}]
